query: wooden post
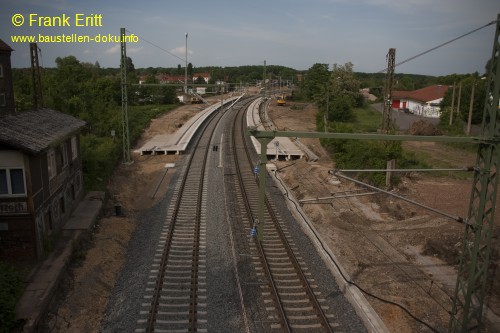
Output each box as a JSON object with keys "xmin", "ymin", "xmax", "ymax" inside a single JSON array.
[
  {"xmin": 466, "ymin": 81, "xmax": 476, "ymax": 136},
  {"xmin": 449, "ymin": 82, "xmax": 456, "ymax": 125},
  {"xmin": 386, "ymin": 159, "xmax": 395, "ymax": 189}
]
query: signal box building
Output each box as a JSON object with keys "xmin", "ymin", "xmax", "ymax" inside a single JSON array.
[{"xmin": 0, "ymin": 39, "xmax": 86, "ymax": 261}]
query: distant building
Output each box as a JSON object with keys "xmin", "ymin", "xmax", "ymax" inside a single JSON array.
[
  {"xmin": 360, "ymin": 88, "xmax": 377, "ymax": 102},
  {"xmin": 392, "ymin": 85, "xmax": 450, "ymax": 118},
  {"xmin": 157, "ymin": 74, "xmax": 186, "ymax": 84},
  {"xmin": 193, "ymin": 72, "xmax": 211, "ymax": 84},
  {"xmin": 196, "ymin": 87, "xmax": 206, "ymax": 95},
  {"xmin": 138, "ymin": 73, "xmax": 211, "ymax": 86},
  {"xmin": 0, "ymin": 40, "xmax": 86, "ymax": 261},
  {"xmin": 138, "ymin": 75, "xmax": 147, "ymax": 85}
]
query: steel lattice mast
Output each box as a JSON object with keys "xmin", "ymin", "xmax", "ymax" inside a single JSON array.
[
  {"xmin": 30, "ymin": 43, "xmax": 43, "ymax": 109},
  {"xmin": 249, "ymin": 15, "xmax": 500, "ymax": 331},
  {"xmin": 120, "ymin": 28, "xmax": 131, "ymax": 164},
  {"xmin": 382, "ymin": 48, "xmax": 396, "ymax": 133},
  {"xmin": 449, "ymin": 14, "xmax": 500, "ymax": 332}
]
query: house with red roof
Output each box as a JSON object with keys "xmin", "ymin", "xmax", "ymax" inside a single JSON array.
[
  {"xmin": 392, "ymin": 85, "xmax": 450, "ymax": 118},
  {"xmin": 193, "ymin": 72, "xmax": 211, "ymax": 84}
]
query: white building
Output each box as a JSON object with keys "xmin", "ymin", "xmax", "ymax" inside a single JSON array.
[{"xmin": 392, "ymin": 85, "xmax": 450, "ymax": 118}]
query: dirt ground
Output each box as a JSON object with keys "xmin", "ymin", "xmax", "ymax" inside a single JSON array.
[{"xmin": 41, "ymin": 97, "xmax": 499, "ymax": 332}]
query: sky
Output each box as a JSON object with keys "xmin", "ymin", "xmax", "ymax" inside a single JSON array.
[{"xmin": 1, "ymin": 0, "xmax": 499, "ymax": 76}]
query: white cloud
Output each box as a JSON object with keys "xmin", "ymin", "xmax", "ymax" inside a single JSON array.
[
  {"xmin": 105, "ymin": 44, "xmax": 120, "ymax": 54},
  {"xmin": 170, "ymin": 46, "xmax": 193, "ymax": 57},
  {"xmin": 127, "ymin": 46, "xmax": 144, "ymax": 55}
]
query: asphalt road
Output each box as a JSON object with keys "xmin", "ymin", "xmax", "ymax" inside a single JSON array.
[{"xmin": 371, "ymin": 103, "xmax": 440, "ymax": 131}]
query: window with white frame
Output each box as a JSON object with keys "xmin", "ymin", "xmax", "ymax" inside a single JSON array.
[
  {"xmin": 47, "ymin": 149, "xmax": 56, "ymax": 179},
  {"xmin": 0, "ymin": 168, "xmax": 26, "ymax": 196}
]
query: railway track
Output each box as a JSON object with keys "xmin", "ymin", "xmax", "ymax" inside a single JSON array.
[
  {"xmin": 229, "ymin": 98, "xmax": 339, "ymax": 332},
  {"xmin": 135, "ymin": 99, "xmax": 229, "ymax": 333},
  {"xmin": 135, "ymin": 95, "xmax": 341, "ymax": 332}
]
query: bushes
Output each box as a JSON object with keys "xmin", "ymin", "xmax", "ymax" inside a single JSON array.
[
  {"xmin": 0, "ymin": 262, "xmax": 24, "ymax": 333},
  {"xmin": 81, "ymin": 104, "xmax": 176, "ymax": 190},
  {"xmin": 81, "ymin": 135, "xmax": 121, "ymax": 190},
  {"xmin": 321, "ymin": 116, "xmax": 424, "ymax": 187}
]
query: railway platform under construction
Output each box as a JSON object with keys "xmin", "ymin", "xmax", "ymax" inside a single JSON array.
[
  {"xmin": 136, "ymin": 96, "xmax": 239, "ymax": 155},
  {"xmin": 246, "ymin": 97, "xmax": 304, "ymax": 160}
]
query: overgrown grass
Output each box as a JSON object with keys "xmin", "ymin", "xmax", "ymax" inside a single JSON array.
[
  {"xmin": 352, "ymin": 105, "xmax": 381, "ymax": 132},
  {"xmin": 0, "ymin": 262, "xmax": 26, "ymax": 333},
  {"xmin": 82, "ymin": 104, "xmax": 177, "ymax": 190},
  {"xmin": 322, "ymin": 106, "xmax": 427, "ymax": 187},
  {"xmin": 403, "ymin": 142, "xmax": 478, "ymax": 181},
  {"xmin": 322, "ymin": 105, "xmax": 481, "ymax": 185}
]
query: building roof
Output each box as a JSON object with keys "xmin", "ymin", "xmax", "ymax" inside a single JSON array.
[
  {"xmin": 0, "ymin": 39, "xmax": 14, "ymax": 52},
  {"xmin": 0, "ymin": 109, "xmax": 86, "ymax": 154},
  {"xmin": 393, "ymin": 85, "xmax": 450, "ymax": 103},
  {"xmin": 193, "ymin": 72, "xmax": 211, "ymax": 78}
]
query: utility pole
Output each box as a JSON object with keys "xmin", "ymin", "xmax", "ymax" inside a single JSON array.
[
  {"xmin": 466, "ymin": 80, "xmax": 476, "ymax": 136},
  {"xmin": 30, "ymin": 43, "xmax": 43, "ymax": 109},
  {"xmin": 382, "ymin": 48, "xmax": 396, "ymax": 133},
  {"xmin": 120, "ymin": 28, "xmax": 131, "ymax": 164},
  {"xmin": 263, "ymin": 60, "xmax": 267, "ymax": 98},
  {"xmin": 324, "ymin": 83, "xmax": 330, "ymax": 133},
  {"xmin": 449, "ymin": 13, "xmax": 500, "ymax": 332},
  {"xmin": 185, "ymin": 32, "xmax": 188, "ymax": 95},
  {"xmin": 449, "ymin": 82, "xmax": 456, "ymax": 125},
  {"xmin": 382, "ymin": 48, "xmax": 396, "ymax": 188}
]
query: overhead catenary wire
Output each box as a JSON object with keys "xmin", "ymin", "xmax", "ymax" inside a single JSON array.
[
  {"xmin": 271, "ymin": 169, "xmax": 443, "ymax": 333},
  {"xmin": 378, "ymin": 18, "xmax": 500, "ymax": 73},
  {"xmin": 337, "ymin": 167, "xmax": 476, "ymax": 173},
  {"xmin": 332, "ymin": 169, "xmax": 468, "ymax": 224},
  {"xmin": 125, "ymin": 29, "xmax": 186, "ymax": 62}
]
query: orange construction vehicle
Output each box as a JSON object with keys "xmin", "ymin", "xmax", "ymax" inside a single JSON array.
[{"xmin": 277, "ymin": 95, "xmax": 286, "ymax": 106}]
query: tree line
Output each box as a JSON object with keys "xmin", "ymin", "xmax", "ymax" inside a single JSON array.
[
  {"xmin": 11, "ymin": 55, "xmax": 487, "ymax": 189},
  {"xmin": 295, "ymin": 61, "xmax": 487, "ymax": 186}
]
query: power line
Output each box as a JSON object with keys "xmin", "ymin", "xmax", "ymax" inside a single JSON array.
[
  {"xmin": 378, "ymin": 18, "xmax": 500, "ymax": 73},
  {"xmin": 125, "ymin": 29, "xmax": 185, "ymax": 63}
]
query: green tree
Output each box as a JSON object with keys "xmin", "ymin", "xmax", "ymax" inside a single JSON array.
[
  {"xmin": 394, "ymin": 75, "xmax": 415, "ymax": 90},
  {"xmin": 325, "ymin": 62, "xmax": 361, "ymax": 123},
  {"xmin": 440, "ymin": 76, "xmax": 486, "ymax": 126},
  {"xmin": 300, "ymin": 63, "xmax": 330, "ymax": 101}
]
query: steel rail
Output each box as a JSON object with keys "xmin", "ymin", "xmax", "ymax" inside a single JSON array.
[
  {"xmin": 249, "ymin": 101, "xmax": 333, "ymax": 332},
  {"xmin": 145, "ymin": 102, "xmax": 221, "ymax": 333},
  {"xmin": 263, "ymin": 192, "xmax": 334, "ymax": 333},
  {"xmin": 232, "ymin": 98, "xmax": 291, "ymax": 332},
  {"xmin": 237, "ymin": 98, "xmax": 334, "ymax": 332}
]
